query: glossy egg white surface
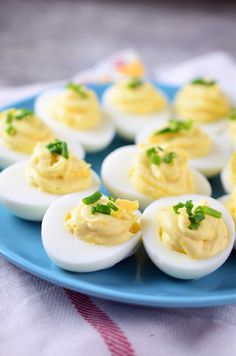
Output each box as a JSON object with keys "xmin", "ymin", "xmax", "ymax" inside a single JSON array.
[
  {"xmin": 102, "ymin": 87, "xmax": 170, "ymax": 141},
  {"xmin": 0, "ymin": 155, "xmax": 100, "ymax": 221},
  {"xmin": 141, "ymin": 194, "xmax": 235, "ymax": 279},
  {"xmin": 221, "ymin": 162, "xmax": 233, "ymax": 193},
  {"xmin": 135, "ymin": 121, "xmax": 231, "ymax": 177},
  {"xmin": 41, "ymin": 192, "xmax": 142, "ymax": 272},
  {"xmin": 198, "ymin": 119, "xmax": 229, "ymax": 136},
  {"xmin": 35, "ymin": 88, "xmax": 115, "ymax": 152},
  {"xmin": 101, "ymin": 145, "xmax": 212, "ymax": 210}
]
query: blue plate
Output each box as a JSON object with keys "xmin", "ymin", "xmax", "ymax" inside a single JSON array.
[{"xmin": 0, "ymin": 83, "xmax": 235, "ymax": 308}]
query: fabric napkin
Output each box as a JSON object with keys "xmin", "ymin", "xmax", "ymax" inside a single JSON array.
[{"xmin": 1, "ymin": 50, "xmax": 236, "ymax": 356}]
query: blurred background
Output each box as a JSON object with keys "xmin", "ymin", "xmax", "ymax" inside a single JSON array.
[{"xmin": 1, "ymin": 0, "xmax": 236, "ymax": 86}]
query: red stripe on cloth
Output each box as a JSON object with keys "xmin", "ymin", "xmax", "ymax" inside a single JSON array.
[{"xmin": 65, "ymin": 290, "xmax": 135, "ymax": 356}]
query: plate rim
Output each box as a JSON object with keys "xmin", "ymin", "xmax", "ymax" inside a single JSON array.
[{"xmin": 1, "ymin": 83, "xmax": 236, "ymax": 308}]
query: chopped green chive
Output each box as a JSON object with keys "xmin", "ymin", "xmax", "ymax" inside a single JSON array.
[
  {"xmin": 91, "ymin": 206, "xmax": 96, "ymax": 214},
  {"xmin": 156, "ymin": 119, "xmax": 192, "ymax": 135},
  {"xmin": 94, "ymin": 204, "xmax": 111, "ymax": 215},
  {"xmin": 127, "ymin": 77, "xmax": 143, "ymax": 89},
  {"xmin": 173, "ymin": 200, "xmax": 222, "ymax": 230},
  {"xmin": 173, "ymin": 202, "xmax": 185, "ymax": 214},
  {"xmin": 6, "ymin": 112, "xmax": 13, "ymax": 124},
  {"xmin": 230, "ymin": 107, "xmax": 236, "ymax": 120},
  {"xmin": 202, "ymin": 206, "xmax": 222, "ymax": 218},
  {"xmin": 4, "ymin": 109, "xmax": 33, "ymax": 136},
  {"xmin": 14, "ymin": 108, "xmax": 33, "ymax": 120},
  {"xmin": 191, "ymin": 78, "xmax": 216, "ymax": 86},
  {"xmin": 5, "ymin": 125, "xmax": 16, "ymax": 136},
  {"xmin": 66, "ymin": 82, "xmax": 88, "ymax": 98},
  {"xmin": 108, "ymin": 195, "xmax": 116, "ymax": 202},
  {"xmin": 163, "ymin": 152, "xmax": 176, "ymax": 164},
  {"xmin": 46, "ymin": 140, "xmax": 69, "ymax": 159},
  {"xmin": 61, "ymin": 142, "xmax": 69, "ymax": 159},
  {"xmin": 107, "ymin": 201, "xmax": 119, "ymax": 211},
  {"xmin": 82, "ymin": 191, "xmax": 102, "ymax": 205},
  {"xmin": 150, "ymin": 153, "xmax": 161, "ymax": 165},
  {"xmin": 146, "ymin": 146, "xmax": 177, "ymax": 166},
  {"xmin": 146, "ymin": 147, "xmax": 157, "ymax": 157}
]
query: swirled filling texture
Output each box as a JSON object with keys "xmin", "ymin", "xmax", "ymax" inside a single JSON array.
[
  {"xmin": 106, "ymin": 80, "xmax": 167, "ymax": 115},
  {"xmin": 129, "ymin": 145, "xmax": 195, "ymax": 198},
  {"xmin": 0, "ymin": 109, "xmax": 53, "ymax": 154},
  {"xmin": 26, "ymin": 143, "xmax": 92, "ymax": 194},
  {"xmin": 174, "ymin": 83, "xmax": 230, "ymax": 122},
  {"xmin": 65, "ymin": 198, "xmax": 140, "ymax": 245},
  {"xmin": 157, "ymin": 202, "xmax": 228, "ymax": 259}
]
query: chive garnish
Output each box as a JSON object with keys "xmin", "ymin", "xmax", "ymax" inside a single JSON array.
[
  {"xmin": 173, "ymin": 200, "xmax": 222, "ymax": 230},
  {"xmin": 108, "ymin": 195, "xmax": 116, "ymax": 202},
  {"xmin": 156, "ymin": 119, "xmax": 192, "ymax": 135},
  {"xmin": 46, "ymin": 140, "xmax": 69, "ymax": 159},
  {"xmin": 162, "ymin": 152, "xmax": 176, "ymax": 164},
  {"xmin": 150, "ymin": 153, "xmax": 161, "ymax": 165},
  {"xmin": 4, "ymin": 108, "xmax": 33, "ymax": 136},
  {"xmin": 202, "ymin": 206, "xmax": 222, "ymax": 218},
  {"xmin": 14, "ymin": 108, "xmax": 33, "ymax": 120},
  {"xmin": 94, "ymin": 204, "xmax": 111, "ymax": 215},
  {"xmin": 191, "ymin": 78, "xmax": 216, "ymax": 86},
  {"xmin": 5, "ymin": 125, "xmax": 16, "ymax": 136},
  {"xmin": 230, "ymin": 108, "xmax": 236, "ymax": 120},
  {"xmin": 61, "ymin": 142, "xmax": 69, "ymax": 159},
  {"xmin": 91, "ymin": 206, "xmax": 96, "ymax": 214},
  {"xmin": 127, "ymin": 77, "xmax": 143, "ymax": 89},
  {"xmin": 107, "ymin": 201, "xmax": 119, "ymax": 211},
  {"xmin": 146, "ymin": 146, "xmax": 177, "ymax": 166},
  {"xmin": 66, "ymin": 82, "xmax": 88, "ymax": 98},
  {"xmin": 82, "ymin": 191, "xmax": 102, "ymax": 205},
  {"xmin": 6, "ymin": 112, "xmax": 13, "ymax": 124}
]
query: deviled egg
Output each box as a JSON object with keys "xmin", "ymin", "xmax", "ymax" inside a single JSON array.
[
  {"xmin": 35, "ymin": 82, "xmax": 115, "ymax": 152},
  {"xmin": 219, "ymin": 190, "xmax": 236, "ymax": 241},
  {"xmin": 0, "ymin": 108, "xmax": 56, "ymax": 168},
  {"xmin": 0, "ymin": 140, "xmax": 100, "ymax": 221},
  {"xmin": 101, "ymin": 144, "xmax": 211, "ymax": 210},
  {"xmin": 136, "ymin": 118, "xmax": 230, "ymax": 177},
  {"xmin": 141, "ymin": 195, "xmax": 235, "ymax": 279},
  {"xmin": 42, "ymin": 191, "xmax": 141, "ymax": 272},
  {"xmin": 174, "ymin": 78, "xmax": 231, "ymax": 134},
  {"xmin": 221, "ymin": 151, "xmax": 236, "ymax": 193},
  {"xmin": 102, "ymin": 78, "xmax": 169, "ymax": 140}
]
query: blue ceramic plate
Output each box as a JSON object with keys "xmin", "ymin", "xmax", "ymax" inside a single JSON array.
[{"xmin": 0, "ymin": 83, "xmax": 235, "ymax": 308}]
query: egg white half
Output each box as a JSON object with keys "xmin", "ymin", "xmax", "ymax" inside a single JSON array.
[
  {"xmin": 102, "ymin": 87, "xmax": 170, "ymax": 141},
  {"xmin": 135, "ymin": 121, "xmax": 230, "ymax": 177},
  {"xmin": 218, "ymin": 194, "xmax": 236, "ymax": 249},
  {"xmin": 199, "ymin": 119, "xmax": 229, "ymax": 136},
  {"xmin": 221, "ymin": 162, "xmax": 234, "ymax": 193},
  {"xmin": 141, "ymin": 194, "xmax": 235, "ymax": 279},
  {"xmin": 0, "ymin": 161, "xmax": 100, "ymax": 221},
  {"xmin": 35, "ymin": 88, "xmax": 115, "ymax": 152},
  {"xmin": 101, "ymin": 145, "xmax": 212, "ymax": 210},
  {"xmin": 41, "ymin": 192, "xmax": 142, "ymax": 272}
]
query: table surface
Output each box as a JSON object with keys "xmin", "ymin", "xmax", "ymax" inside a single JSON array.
[{"xmin": 0, "ymin": 0, "xmax": 236, "ymax": 86}]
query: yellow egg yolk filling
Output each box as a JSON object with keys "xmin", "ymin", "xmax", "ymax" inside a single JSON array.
[
  {"xmin": 45, "ymin": 85, "xmax": 101, "ymax": 130},
  {"xmin": 107, "ymin": 79, "xmax": 167, "ymax": 115},
  {"xmin": 225, "ymin": 188, "xmax": 236, "ymax": 225},
  {"xmin": 0, "ymin": 109, "xmax": 53, "ymax": 154},
  {"xmin": 148, "ymin": 121, "xmax": 212, "ymax": 158},
  {"xmin": 174, "ymin": 83, "xmax": 230, "ymax": 123},
  {"xmin": 26, "ymin": 143, "xmax": 92, "ymax": 194},
  {"xmin": 129, "ymin": 145, "xmax": 195, "ymax": 198},
  {"xmin": 65, "ymin": 197, "xmax": 140, "ymax": 245},
  {"xmin": 157, "ymin": 201, "xmax": 228, "ymax": 259}
]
